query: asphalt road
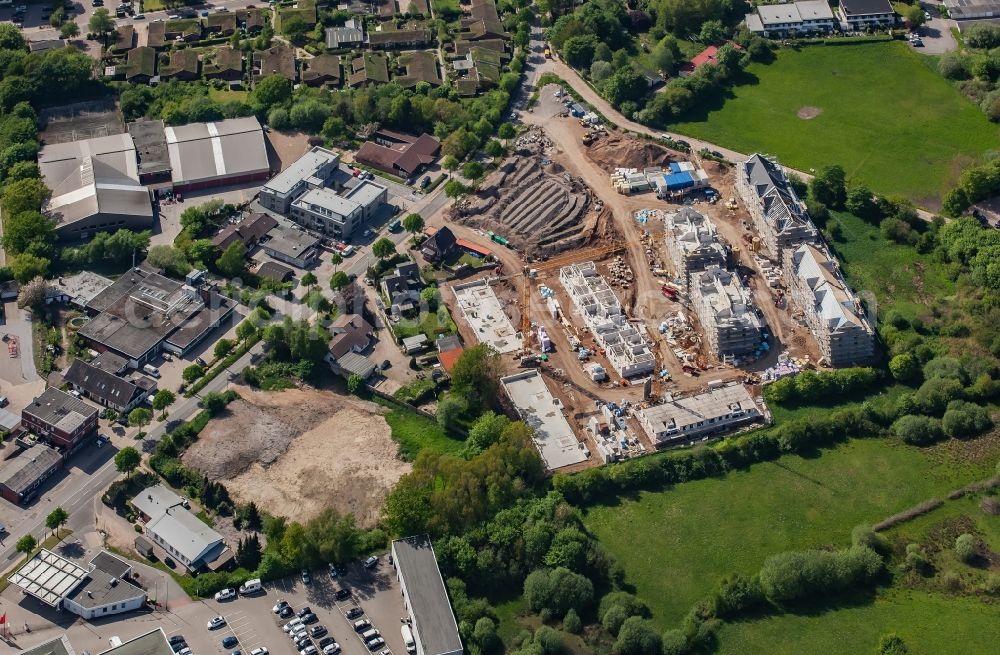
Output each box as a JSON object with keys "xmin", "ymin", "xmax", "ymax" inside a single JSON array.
[{"xmin": 0, "ymin": 342, "xmax": 263, "ymax": 568}]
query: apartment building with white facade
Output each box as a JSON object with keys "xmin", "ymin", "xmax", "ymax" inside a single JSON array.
[
  {"xmin": 663, "ymin": 207, "xmax": 728, "ymax": 283},
  {"xmin": 690, "ymin": 266, "xmax": 767, "ymax": 358},
  {"xmin": 736, "ymin": 154, "xmax": 818, "ymax": 258}
]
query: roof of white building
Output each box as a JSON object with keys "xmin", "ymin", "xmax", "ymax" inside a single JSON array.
[
  {"xmin": 639, "ymin": 384, "xmax": 760, "ymax": 441},
  {"xmin": 263, "ymin": 146, "xmax": 340, "ymax": 195},
  {"xmin": 132, "ymin": 484, "xmax": 224, "ymax": 566}
]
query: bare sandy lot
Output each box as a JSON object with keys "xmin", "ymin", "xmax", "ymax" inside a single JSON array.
[{"xmin": 183, "ymin": 385, "xmax": 410, "ymax": 527}]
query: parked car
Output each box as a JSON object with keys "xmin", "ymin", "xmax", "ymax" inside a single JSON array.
[
  {"xmin": 420, "ymin": 176, "xmax": 431, "ymax": 188},
  {"xmin": 353, "ymin": 619, "xmax": 371, "ymax": 632},
  {"xmin": 297, "ymin": 606, "xmax": 313, "ymax": 619},
  {"xmin": 284, "ymin": 619, "xmax": 304, "ymax": 633},
  {"xmin": 207, "ymin": 616, "xmax": 226, "ymax": 630},
  {"xmin": 318, "ymin": 637, "xmax": 336, "ymax": 649},
  {"xmin": 323, "ymin": 644, "xmax": 341, "ymax": 655},
  {"xmin": 310, "ymin": 626, "xmax": 328, "ymax": 638},
  {"xmin": 222, "ymin": 636, "xmax": 239, "ymax": 649},
  {"xmin": 345, "ymin": 607, "xmax": 364, "ymax": 620},
  {"xmin": 328, "ymin": 563, "xmax": 339, "ymax": 578},
  {"xmin": 170, "ymin": 642, "xmax": 187, "ymax": 654},
  {"xmin": 300, "ymin": 646, "xmax": 317, "ymax": 655},
  {"xmin": 301, "ymin": 612, "xmax": 318, "ymax": 625},
  {"xmin": 366, "ymin": 638, "xmax": 385, "ymax": 651},
  {"xmin": 214, "ymin": 588, "xmax": 236, "ymax": 602},
  {"xmin": 301, "ymin": 569, "xmax": 311, "ymax": 584},
  {"xmin": 133, "ymin": 13, "xmax": 144, "ymax": 18},
  {"xmin": 273, "ymin": 600, "xmax": 289, "ymax": 614},
  {"xmin": 250, "ymin": 649, "xmax": 269, "ymax": 655},
  {"xmin": 279, "ymin": 606, "xmax": 295, "ymax": 619},
  {"xmin": 95, "ymin": 436, "xmax": 107, "ymax": 448},
  {"xmin": 335, "ymin": 588, "xmax": 351, "ymax": 601},
  {"xmin": 169, "ymin": 636, "xmax": 187, "ymax": 646},
  {"xmin": 363, "ymin": 556, "xmax": 378, "ymax": 569}
]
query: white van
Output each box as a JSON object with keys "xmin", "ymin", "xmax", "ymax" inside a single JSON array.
[
  {"xmin": 361, "ymin": 629, "xmax": 380, "ymax": 642},
  {"xmin": 143, "ymin": 364, "xmax": 161, "ymax": 378},
  {"xmin": 239, "ymin": 578, "xmax": 262, "ymax": 595},
  {"xmin": 401, "ymin": 624, "xmax": 416, "ymax": 653}
]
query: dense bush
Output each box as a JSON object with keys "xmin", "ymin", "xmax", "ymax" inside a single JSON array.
[
  {"xmin": 758, "ymin": 546, "xmax": 883, "ymax": 604},
  {"xmin": 614, "ymin": 617, "xmax": 662, "ymax": 655},
  {"xmin": 523, "ymin": 567, "xmax": 594, "ymax": 617},
  {"xmin": 941, "ymin": 400, "xmax": 993, "ymax": 438},
  {"xmin": 764, "ymin": 368, "xmax": 880, "ymax": 405},
  {"xmin": 712, "ymin": 574, "xmax": 765, "ymax": 618},
  {"xmin": 891, "ymin": 414, "xmax": 945, "ymax": 445},
  {"xmin": 599, "ymin": 591, "xmax": 649, "ymax": 636},
  {"xmin": 955, "ymin": 533, "xmax": 978, "ymax": 563}
]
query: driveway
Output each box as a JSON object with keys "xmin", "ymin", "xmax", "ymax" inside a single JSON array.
[
  {"xmin": 913, "ymin": 2, "xmax": 958, "ymax": 54},
  {"xmin": 0, "ymin": 303, "xmax": 41, "ymax": 387}
]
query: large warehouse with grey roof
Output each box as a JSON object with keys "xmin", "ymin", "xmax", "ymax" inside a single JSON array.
[{"xmin": 164, "ymin": 117, "xmax": 270, "ymax": 192}]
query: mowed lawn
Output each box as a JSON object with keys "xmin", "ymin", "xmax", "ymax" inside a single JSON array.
[
  {"xmin": 583, "ymin": 438, "xmax": 998, "ymax": 627},
  {"xmin": 671, "ymin": 42, "xmax": 1000, "ymax": 206},
  {"xmin": 716, "ymin": 590, "xmax": 1000, "ymax": 655}
]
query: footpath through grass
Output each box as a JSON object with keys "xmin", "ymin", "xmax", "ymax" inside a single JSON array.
[
  {"xmin": 671, "ymin": 42, "xmax": 1000, "ymax": 206},
  {"xmin": 583, "ymin": 437, "xmax": 999, "ymax": 627},
  {"xmin": 716, "ymin": 590, "xmax": 1000, "ymax": 655}
]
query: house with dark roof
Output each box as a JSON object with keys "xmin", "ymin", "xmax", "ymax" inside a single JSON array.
[
  {"xmin": 838, "ymin": 0, "xmax": 895, "ymax": 29},
  {"xmin": 63, "ymin": 359, "xmax": 156, "ymax": 414},
  {"xmin": 123, "ymin": 46, "xmax": 157, "ymax": 83},
  {"xmin": 21, "ymin": 387, "xmax": 99, "ymax": 453},
  {"xmin": 381, "ymin": 261, "xmax": 424, "ymax": 318},
  {"xmin": 459, "ymin": 0, "xmax": 508, "ymax": 43},
  {"xmin": 348, "ymin": 52, "xmax": 389, "ymax": 87},
  {"xmin": 421, "ymin": 226, "xmax": 456, "ymax": 262},
  {"xmin": 212, "ymin": 212, "xmax": 278, "ymax": 250},
  {"xmin": 355, "ymin": 129, "xmax": 440, "ymax": 178},
  {"xmin": 237, "ymin": 7, "xmax": 269, "ymax": 33},
  {"xmin": 204, "ymin": 12, "xmax": 238, "ymax": 36},
  {"xmin": 452, "ymin": 46, "xmax": 502, "ymax": 95},
  {"xmin": 394, "ymin": 50, "xmax": 442, "ymax": 87},
  {"xmin": 257, "ymin": 260, "xmax": 295, "ymax": 282},
  {"xmin": 111, "ymin": 25, "xmax": 135, "ymax": 53},
  {"xmin": 0, "ymin": 445, "xmax": 63, "ymax": 505},
  {"xmin": 367, "ymin": 21, "xmax": 432, "ymax": 49},
  {"xmin": 202, "ymin": 46, "xmax": 244, "ymax": 80},
  {"xmin": 147, "ymin": 19, "xmax": 202, "ymax": 48},
  {"xmin": 253, "ymin": 44, "xmax": 297, "ymax": 83},
  {"xmin": 326, "ymin": 314, "xmax": 374, "ymax": 359},
  {"xmin": 301, "ymin": 54, "xmax": 342, "ymax": 87},
  {"xmin": 158, "ymin": 49, "xmax": 200, "ymax": 81}
]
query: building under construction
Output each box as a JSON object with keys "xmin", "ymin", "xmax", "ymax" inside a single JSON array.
[
  {"xmin": 736, "ymin": 154, "xmax": 817, "ymax": 257},
  {"xmin": 637, "ymin": 383, "xmax": 764, "ymax": 447},
  {"xmin": 559, "ymin": 261, "xmax": 655, "ymax": 378},
  {"xmin": 784, "ymin": 244, "xmax": 875, "ymax": 367},
  {"xmin": 690, "ymin": 266, "xmax": 766, "ymax": 358},
  {"xmin": 663, "ymin": 207, "xmax": 728, "ymax": 283}
]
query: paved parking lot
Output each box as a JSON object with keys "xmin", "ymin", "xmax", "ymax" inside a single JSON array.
[{"xmin": 12, "ymin": 558, "xmax": 409, "ymax": 655}]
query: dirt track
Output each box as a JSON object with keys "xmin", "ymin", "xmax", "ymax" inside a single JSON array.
[{"xmin": 183, "ymin": 386, "xmax": 410, "ymax": 526}]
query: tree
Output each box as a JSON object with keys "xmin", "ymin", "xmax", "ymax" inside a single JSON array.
[
  {"xmin": 330, "ymin": 271, "xmax": 350, "ymax": 290},
  {"xmin": 151, "ymin": 389, "xmax": 176, "ymax": 419},
  {"xmin": 147, "ymin": 244, "xmax": 191, "ymax": 277},
  {"xmin": 214, "ymin": 338, "xmax": 235, "ymax": 360},
  {"xmin": 613, "ymin": 617, "xmax": 662, "ymax": 655},
  {"xmin": 329, "ymin": 252, "xmax": 343, "ymax": 271},
  {"xmin": 236, "ymin": 319, "xmax": 257, "ymax": 342},
  {"xmin": 450, "ymin": 344, "xmax": 502, "ymax": 411},
  {"xmin": 444, "ymin": 180, "xmax": 467, "ymax": 198},
  {"xmin": 182, "ymin": 363, "xmax": 205, "ymax": 383},
  {"xmin": 0, "ymin": 22, "xmax": 26, "ymax": 50},
  {"xmin": 114, "ymin": 446, "xmax": 141, "ymax": 478},
  {"xmin": 888, "ymin": 352, "xmax": 921, "ymax": 383},
  {"xmin": 462, "ymin": 161, "xmax": 484, "ymax": 180},
  {"xmin": 372, "ymin": 237, "xmax": 396, "ymax": 260},
  {"xmin": 485, "ymin": 139, "xmax": 504, "ymax": 158},
  {"xmin": 250, "ymin": 74, "xmax": 292, "ymax": 111},
  {"xmin": 3, "ymin": 210, "xmax": 56, "ymax": 256},
  {"xmin": 942, "ymin": 400, "xmax": 993, "ymax": 438},
  {"xmin": 16, "ymin": 276, "xmax": 48, "ymax": 311},
  {"xmin": 127, "ymin": 408, "xmax": 152, "ymax": 431},
  {"xmin": 301, "ymin": 272, "xmax": 318, "ymax": 287},
  {"xmin": 846, "ymin": 185, "xmax": 878, "ymax": 221},
  {"xmin": 60, "ymin": 21, "xmax": 80, "ymax": 39},
  {"xmin": 810, "ymin": 165, "xmax": 847, "ymax": 209},
  {"xmin": 498, "ymin": 122, "xmax": 516, "ymax": 140},
  {"xmin": 901, "ymin": 4, "xmax": 926, "ymax": 28},
  {"xmin": 282, "ymin": 15, "xmax": 310, "ymax": 45},
  {"xmin": 441, "ymin": 155, "xmax": 459, "ymax": 172},
  {"xmin": 88, "ymin": 8, "xmax": 115, "ymax": 34},
  {"xmin": 45, "ymin": 506, "xmax": 69, "ymax": 538},
  {"xmin": 347, "ymin": 373, "xmax": 364, "ymax": 395},
  {"xmin": 876, "ymin": 633, "xmax": 910, "ymax": 655},
  {"xmin": 201, "ymin": 391, "xmax": 229, "ymax": 415},
  {"xmin": 216, "ymin": 241, "xmax": 247, "ymax": 278},
  {"xmin": 562, "ymin": 608, "xmax": 582, "ymax": 634},
  {"xmin": 955, "ymin": 533, "xmax": 977, "ymax": 564},
  {"xmin": 16, "ymin": 534, "xmax": 36, "ymax": 559},
  {"xmin": 11, "ymin": 253, "xmax": 49, "ymax": 283},
  {"xmin": 436, "ymin": 393, "xmax": 467, "ymax": 430},
  {"xmin": 402, "ymin": 213, "xmax": 425, "ymax": 235},
  {"xmin": 1, "ymin": 178, "xmax": 49, "ymax": 219},
  {"xmin": 467, "ymin": 411, "xmax": 511, "ymax": 452},
  {"xmin": 563, "ymin": 34, "xmax": 599, "ymax": 68},
  {"xmin": 699, "ymin": 18, "xmax": 725, "ymax": 43}
]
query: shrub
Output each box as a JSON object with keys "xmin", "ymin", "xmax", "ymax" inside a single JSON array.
[
  {"xmin": 941, "ymin": 400, "xmax": 993, "ymax": 438},
  {"xmin": 562, "ymin": 608, "xmax": 582, "ymax": 634},
  {"xmin": 903, "ymin": 543, "xmax": 930, "ymax": 574},
  {"xmin": 876, "ymin": 633, "xmax": 910, "ymax": 655},
  {"xmin": 613, "ymin": 617, "xmax": 662, "ymax": 655},
  {"xmin": 602, "ymin": 604, "xmax": 630, "ymax": 636},
  {"xmin": 913, "ymin": 377, "xmax": 964, "ymax": 415},
  {"xmin": 955, "ymin": 533, "xmax": 977, "ymax": 564},
  {"xmin": 661, "ymin": 630, "xmax": 689, "ymax": 655},
  {"xmin": 888, "ymin": 352, "xmax": 921, "ymax": 383},
  {"xmin": 758, "ymin": 546, "xmax": 883, "ymax": 604},
  {"xmin": 533, "ymin": 626, "xmax": 563, "ymax": 655},
  {"xmin": 523, "ymin": 567, "xmax": 593, "ymax": 617},
  {"xmin": 851, "ymin": 524, "xmax": 887, "ymax": 553},
  {"xmin": 892, "ymin": 414, "xmax": 944, "ymax": 445},
  {"xmin": 713, "ymin": 574, "xmax": 765, "ymax": 618}
]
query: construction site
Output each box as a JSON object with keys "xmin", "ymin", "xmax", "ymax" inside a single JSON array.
[{"xmin": 436, "ymin": 84, "xmax": 874, "ymax": 472}]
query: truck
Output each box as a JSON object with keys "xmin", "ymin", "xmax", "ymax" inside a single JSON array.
[
  {"xmin": 239, "ymin": 578, "xmax": 262, "ymax": 595},
  {"xmin": 543, "ymin": 45, "xmax": 551, "ymax": 58},
  {"xmin": 401, "ymin": 625, "xmax": 416, "ymax": 654},
  {"xmin": 142, "ymin": 364, "xmax": 160, "ymax": 378},
  {"xmin": 488, "ymin": 231, "xmax": 509, "ymax": 247}
]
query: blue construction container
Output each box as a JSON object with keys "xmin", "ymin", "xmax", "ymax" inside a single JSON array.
[
  {"xmin": 668, "ymin": 162, "xmax": 683, "ymax": 173},
  {"xmin": 570, "ymin": 103, "xmax": 585, "ymax": 117},
  {"xmin": 663, "ymin": 171, "xmax": 695, "ymax": 191}
]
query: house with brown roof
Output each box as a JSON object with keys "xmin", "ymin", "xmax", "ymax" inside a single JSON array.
[
  {"xmin": 237, "ymin": 7, "xmax": 269, "ymax": 34},
  {"xmin": 455, "ymin": 37, "xmax": 505, "ymax": 56},
  {"xmin": 452, "ymin": 46, "xmax": 502, "ymax": 95},
  {"xmin": 158, "ymin": 49, "xmax": 200, "ymax": 81},
  {"xmin": 212, "ymin": 212, "xmax": 277, "ymax": 250},
  {"xmin": 367, "ymin": 21, "xmax": 432, "ymax": 49},
  {"xmin": 202, "ymin": 46, "xmax": 244, "ymax": 81},
  {"xmin": 204, "ymin": 12, "xmax": 238, "ymax": 36},
  {"xmin": 301, "ymin": 54, "xmax": 341, "ymax": 87},
  {"xmin": 394, "ymin": 50, "xmax": 441, "ymax": 87},
  {"xmin": 327, "ymin": 314, "xmax": 374, "ymax": 359},
  {"xmin": 355, "ymin": 129, "xmax": 440, "ymax": 178},
  {"xmin": 111, "ymin": 25, "xmax": 135, "ymax": 53},
  {"xmin": 148, "ymin": 19, "xmax": 202, "ymax": 48},
  {"xmin": 459, "ymin": 0, "xmax": 508, "ymax": 41},
  {"xmin": 347, "ymin": 52, "xmax": 389, "ymax": 87},
  {"xmin": 253, "ymin": 44, "xmax": 297, "ymax": 83},
  {"xmin": 123, "ymin": 46, "xmax": 157, "ymax": 83}
]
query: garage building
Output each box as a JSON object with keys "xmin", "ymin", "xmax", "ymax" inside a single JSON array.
[{"xmin": 165, "ymin": 117, "xmax": 270, "ymax": 192}]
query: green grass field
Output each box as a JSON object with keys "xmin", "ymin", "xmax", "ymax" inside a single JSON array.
[
  {"xmin": 583, "ymin": 438, "xmax": 999, "ymax": 627},
  {"xmin": 716, "ymin": 590, "xmax": 1000, "ymax": 655},
  {"xmin": 670, "ymin": 42, "xmax": 1000, "ymax": 207},
  {"xmin": 827, "ymin": 212, "xmax": 957, "ymax": 323},
  {"xmin": 376, "ymin": 399, "xmax": 466, "ymax": 459}
]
